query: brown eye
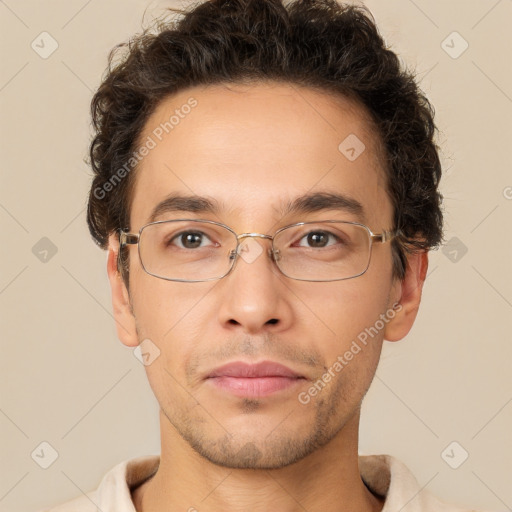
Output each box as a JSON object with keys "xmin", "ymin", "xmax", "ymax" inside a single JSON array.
[
  {"xmin": 170, "ymin": 231, "xmax": 210, "ymax": 249},
  {"xmin": 297, "ymin": 230, "xmax": 340, "ymax": 248}
]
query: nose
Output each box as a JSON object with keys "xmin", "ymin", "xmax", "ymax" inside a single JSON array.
[{"xmin": 215, "ymin": 236, "xmax": 293, "ymax": 335}]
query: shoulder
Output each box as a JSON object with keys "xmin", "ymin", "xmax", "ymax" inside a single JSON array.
[
  {"xmin": 36, "ymin": 493, "xmax": 98, "ymax": 512},
  {"xmin": 37, "ymin": 455, "xmax": 160, "ymax": 512},
  {"xmin": 359, "ymin": 453, "xmax": 482, "ymax": 512}
]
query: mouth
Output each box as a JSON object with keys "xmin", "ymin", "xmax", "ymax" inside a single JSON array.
[{"xmin": 206, "ymin": 360, "xmax": 307, "ymax": 398}]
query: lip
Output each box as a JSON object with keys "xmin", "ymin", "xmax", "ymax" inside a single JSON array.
[
  {"xmin": 206, "ymin": 361, "xmax": 306, "ymax": 398},
  {"xmin": 207, "ymin": 360, "xmax": 302, "ymax": 379}
]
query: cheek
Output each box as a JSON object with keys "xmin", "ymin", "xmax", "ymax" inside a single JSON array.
[
  {"xmin": 131, "ymin": 278, "xmax": 219, "ymax": 372},
  {"xmin": 305, "ymin": 287, "xmax": 387, "ymax": 410},
  {"xmin": 134, "ymin": 287, "xmax": 204, "ymax": 409},
  {"xmin": 298, "ymin": 275, "xmax": 393, "ymax": 385},
  {"xmin": 303, "ymin": 278, "xmax": 389, "ymax": 338},
  {"xmin": 131, "ymin": 275, "xmax": 216, "ymax": 335}
]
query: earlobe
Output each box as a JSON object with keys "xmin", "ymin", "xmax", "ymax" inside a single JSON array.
[
  {"xmin": 383, "ymin": 251, "xmax": 429, "ymax": 342},
  {"xmin": 106, "ymin": 235, "xmax": 139, "ymax": 347}
]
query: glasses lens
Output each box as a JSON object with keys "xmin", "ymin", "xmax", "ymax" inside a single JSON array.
[
  {"xmin": 139, "ymin": 220, "xmax": 237, "ymax": 281},
  {"xmin": 273, "ymin": 222, "xmax": 371, "ymax": 281}
]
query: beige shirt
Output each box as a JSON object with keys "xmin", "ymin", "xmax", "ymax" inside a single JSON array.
[{"xmin": 40, "ymin": 454, "xmax": 477, "ymax": 512}]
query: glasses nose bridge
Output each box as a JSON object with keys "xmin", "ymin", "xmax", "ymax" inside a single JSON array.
[
  {"xmin": 236, "ymin": 232, "xmax": 274, "ymax": 242},
  {"xmin": 234, "ymin": 232, "xmax": 280, "ymax": 262}
]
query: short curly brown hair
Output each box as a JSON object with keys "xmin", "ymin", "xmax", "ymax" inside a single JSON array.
[{"xmin": 87, "ymin": 0, "xmax": 443, "ymax": 284}]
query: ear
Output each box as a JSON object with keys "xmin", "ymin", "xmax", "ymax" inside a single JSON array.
[
  {"xmin": 106, "ymin": 234, "xmax": 139, "ymax": 347},
  {"xmin": 383, "ymin": 251, "xmax": 429, "ymax": 342}
]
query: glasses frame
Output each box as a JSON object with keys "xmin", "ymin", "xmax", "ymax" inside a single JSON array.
[{"xmin": 118, "ymin": 219, "xmax": 400, "ymax": 283}]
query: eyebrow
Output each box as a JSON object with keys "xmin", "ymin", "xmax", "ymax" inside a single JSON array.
[
  {"xmin": 280, "ymin": 191, "xmax": 365, "ymax": 222},
  {"xmin": 148, "ymin": 194, "xmax": 220, "ymax": 223},
  {"xmin": 147, "ymin": 191, "xmax": 366, "ymax": 224}
]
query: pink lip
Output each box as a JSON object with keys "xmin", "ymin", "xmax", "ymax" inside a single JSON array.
[
  {"xmin": 208, "ymin": 361, "xmax": 302, "ymax": 379},
  {"xmin": 206, "ymin": 361, "xmax": 305, "ymax": 398}
]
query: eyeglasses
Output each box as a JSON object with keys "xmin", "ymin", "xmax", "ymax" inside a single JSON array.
[{"xmin": 118, "ymin": 219, "xmax": 400, "ymax": 283}]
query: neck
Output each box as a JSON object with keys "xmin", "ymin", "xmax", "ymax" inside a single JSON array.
[{"xmin": 132, "ymin": 410, "xmax": 384, "ymax": 512}]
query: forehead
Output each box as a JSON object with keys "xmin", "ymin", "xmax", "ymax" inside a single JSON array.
[{"xmin": 129, "ymin": 81, "xmax": 392, "ymax": 230}]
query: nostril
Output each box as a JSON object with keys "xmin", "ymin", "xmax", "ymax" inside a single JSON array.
[{"xmin": 266, "ymin": 318, "xmax": 279, "ymax": 325}]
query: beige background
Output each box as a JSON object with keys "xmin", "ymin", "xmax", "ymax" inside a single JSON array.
[{"xmin": 1, "ymin": 0, "xmax": 511, "ymax": 510}]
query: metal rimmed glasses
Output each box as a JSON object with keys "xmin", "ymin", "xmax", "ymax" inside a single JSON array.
[{"xmin": 118, "ymin": 219, "xmax": 400, "ymax": 282}]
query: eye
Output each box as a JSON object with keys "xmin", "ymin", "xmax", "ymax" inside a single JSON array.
[
  {"xmin": 296, "ymin": 230, "xmax": 341, "ymax": 248},
  {"xmin": 169, "ymin": 231, "xmax": 213, "ymax": 249}
]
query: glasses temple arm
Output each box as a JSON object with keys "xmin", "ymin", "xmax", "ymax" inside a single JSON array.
[
  {"xmin": 372, "ymin": 229, "xmax": 402, "ymax": 244},
  {"xmin": 119, "ymin": 230, "xmax": 140, "ymax": 247}
]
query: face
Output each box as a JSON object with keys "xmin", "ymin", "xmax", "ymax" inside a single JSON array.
[{"xmin": 108, "ymin": 81, "xmax": 420, "ymax": 470}]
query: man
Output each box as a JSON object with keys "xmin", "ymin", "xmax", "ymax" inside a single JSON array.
[{"xmin": 44, "ymin": 0, "xmax": 476, "ymax": 510}]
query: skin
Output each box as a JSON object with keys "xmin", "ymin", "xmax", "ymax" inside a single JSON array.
[{"xmin": 106, "ymin": 81, "xmax": 428, "ymax": 512}]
